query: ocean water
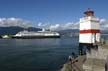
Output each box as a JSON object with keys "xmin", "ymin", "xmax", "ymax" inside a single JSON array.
[{"xmin": 0, "ymin": 37, "xmax": 78, "ymax": 71}]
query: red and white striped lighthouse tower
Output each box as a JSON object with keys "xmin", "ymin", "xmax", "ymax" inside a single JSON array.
[{"xmin": 79, "ymin": 8, "xmax": 100, "ymax": 55}]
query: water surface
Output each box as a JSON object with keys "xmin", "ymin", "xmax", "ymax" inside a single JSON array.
[{"xmin": 0, "ymin": 37, "xmax": 78, "ymax": 71}]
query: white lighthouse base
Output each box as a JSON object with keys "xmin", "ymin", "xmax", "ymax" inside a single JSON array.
[{"xmin": 79, "ymin": 43, "xmax": 94, "ymax": 55}]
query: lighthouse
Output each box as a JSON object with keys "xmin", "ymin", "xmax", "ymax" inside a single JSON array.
[{"xmin": 79, "ymin": 8, "xmax": 100, "ymax": 55}]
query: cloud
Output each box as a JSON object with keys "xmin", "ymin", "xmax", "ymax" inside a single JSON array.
[
  {"xmin": 0, "ymin": 17, "xmax": 108, "ymax": 30},
  {"xmin": 100, "ymin": 19, "xmax": 108, "ymax": 30},
  {"xmin": 37, "ymin": 22, "xmax": 49, "ymax": 27},
  {"xmin": 49, "ymin": 22, "xmax": 79, "ymax": 30},
  {"xmin": 49, "ymin": 18, "xmax": 108, "ymax": 31},
  {"xmin": 0, "ymin": 18, "xmax": 32, "ymax": 28},
  {"xmin": 50, "ymin": 24, "xmax": 60, "ymax": 30}
]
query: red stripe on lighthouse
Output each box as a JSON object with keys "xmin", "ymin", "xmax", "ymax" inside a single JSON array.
[{"xmin": 80, "ymin": 29, "xmax": 100, "ymax": 34}]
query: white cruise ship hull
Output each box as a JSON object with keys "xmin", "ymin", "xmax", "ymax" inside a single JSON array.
[{"xmin": 11, "ymin": 35, "xmax": 60, "ymax": 39}]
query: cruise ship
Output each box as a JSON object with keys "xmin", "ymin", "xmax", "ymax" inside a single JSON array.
[{"xmin": 11, "ymin": 30, "xmax": 60, "ymax": 39}]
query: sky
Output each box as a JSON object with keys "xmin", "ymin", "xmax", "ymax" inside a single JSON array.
[{"xmin": 0, "ymin": 0, "xmax": 108, "ymax": 30}]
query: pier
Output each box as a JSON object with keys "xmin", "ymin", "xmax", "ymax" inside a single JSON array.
[
  {"xmin": 60, "ymin": 41, "xmax": 108, "ymax": 71},
  {"xmin": 60, "ymin": 55, "xmax": 86, "ymax": 71}
]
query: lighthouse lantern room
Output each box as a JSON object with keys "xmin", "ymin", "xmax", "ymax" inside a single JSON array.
[{"xmin": 79, "ymin": 8, "xmax": 100, "ymax": 55}]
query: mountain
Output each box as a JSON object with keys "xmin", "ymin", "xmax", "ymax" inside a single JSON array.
[
  {"xmin": 56, "ymin": 29, "xmax": 79, "ymax": 37},
  {"xmin": 101, "ymin": 30, "xmax": 108, "ymax": 34},
  {"xmin": 25, "ymin": 27, "xmax": 42, "ymax": 31},
  {"xmin": 0, "ymin": 26, "xmax": 42, "ymax": 35},
  {"xmin": 57, "ymin": 29, "xmax": 79, "ymax": 33},
  {"xmin": 0, "ymin": 27, "xmax": 107, "ymax": 36}
]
